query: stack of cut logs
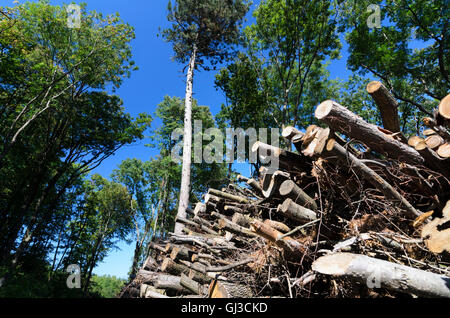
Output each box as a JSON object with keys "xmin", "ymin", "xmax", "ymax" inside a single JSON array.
[{"xmin": 120, "ymin": 83, "xmax": 450, "ymax": 298}]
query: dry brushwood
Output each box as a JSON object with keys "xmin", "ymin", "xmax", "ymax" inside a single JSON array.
[{"xmin": 121, "ymin": 83, "xmax": 450, "ymax": 299}]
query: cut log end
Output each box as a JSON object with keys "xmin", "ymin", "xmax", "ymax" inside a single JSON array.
[
  {"xmin": 437, "ymin": 143, "xmax": 450, "ymax": 158},
  {"xmin": 366, "ymin": 80, "xmax": 383, "ymax": 94},
  {"xmin": 438, "ymin": 94, "xmax": 450, "ymax": 119},
  {"xmin": 209, "ymin": 281, "xmax": 253, "ymax": 298},
  {"xmin": 315, "ymin": 100, "xmax": 334, "ymax": 120}
]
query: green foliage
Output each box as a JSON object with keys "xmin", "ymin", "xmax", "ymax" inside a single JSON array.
[
  {"xmin": 0, "ymin": 1, "xmax": 149, "ymax": 296},
  {"xmin": 339, "ymin": 0, "xmax": 448, "ymax": 132},
  {"xmin": 215, "ymin": 0, "xmax": 342, "ymax": 139},
  {"xmin": 152, "ymin": 96, "xmax": 229, "ymax": 197},
  {"xmin": 161, "ymin": 0, "xmax": 250, "ymax": 69},
  {"xmin": 90, "ymin": 274, "xmax": 126, "ymax": 298}
]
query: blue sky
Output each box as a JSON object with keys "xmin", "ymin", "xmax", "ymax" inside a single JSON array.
[{"xmin": 12, "ymin": 0, "xmax": 354, "ymax": 279}]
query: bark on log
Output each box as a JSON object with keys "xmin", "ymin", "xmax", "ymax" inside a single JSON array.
[
  {"xmin": 250, "ymin": 220, "xmax": 307, "ymax": 258},
  {"xmin": 277, "ymin": 198, "xmax": 318, "ymax": 223},
  {"xmin": 143, "ymin": 255, "xmax": 158, "ymax": 270},
  {"xmin": 312, "ymin": 252, "xmax": 450, "ymax": 298},
  {"xmin": 252, "ymin": 141, "xmax": 311, "ymax": 172},
  {"xmin": 170, "ymin": 246, "xmax": 196, "ymax": 261},
  {"xmin": 224, "ymin": 205, "xmax": 246, "ymax": 214},
  {"xmin": 217, "ymin": 218, "xmax": 258, "ymax": 238},
  {"xmin": 140, "ymin": 284, "xmax": 168, "ymax": 298},
  {"xmin": 161, "ymin": 258, "xmax": 191, "ymax": 276},
  {"xmin": 279, "ymin": 179, "xmax": 317, "ymax": 211},
  {"xmin": 263, "ymin": 219, "xmax": 290, "ymax": 233},
  {"xmin": 325, "ymin": 139, "xmax": 422, "ymax": 218},
  {"xmin": 261, "ymin": 170, "xmax": 290, "ymax": 198},
  {"xmin": 315, "ymin": 100, "xmax": 424, "ymax": 165},
  {"xmin": 366, "ymin": 81, "xmax": 400, "ymax": 133},
  {"xmin": 414, "ymin": 141, "xmax": 450, "ymax": 176},
  {"xmin": 180, "ymin": 273, "xmax": 206, "ymax": 295},
  {"xmin": 231, "ymin": 213, "xmax": 253, "ymax": 227},
  {"xmin": 208, "ymin": 188, "xmax": 249, "ymax": 204},
  {"xmin": 209, "ymin": 281, "xmax": 253, "ymax": 298}
]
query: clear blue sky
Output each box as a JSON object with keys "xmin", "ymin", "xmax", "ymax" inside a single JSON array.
[{"xmin": 16, "ymin": 0, "xmax": 354, "ymax": 279}]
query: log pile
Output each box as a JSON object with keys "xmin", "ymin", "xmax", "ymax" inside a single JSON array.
[{"xmin": 120, "ymin": 88, "xmax": 450, "ymax": 298}]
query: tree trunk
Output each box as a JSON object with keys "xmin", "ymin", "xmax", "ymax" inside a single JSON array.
[
  {"xmin": 366, "ymin": 81, "xmax": 400, "ymax": 133},
  {"xmin": 277, "ymin": 198, "xmax": 318, "ymax": 223},
  {"xmin": 315, "ymin": 100, "xmax": 424, "ymax": 165},
  {"xmin": 279, "ymin": 179, "xmax": 317, "ymax": 211},
  {"xmin": 175, "ymin": 45, "xmax": 197, "ymax": 235},
  {"xmin": 312, "ymin": 252, "xmax": 450, "ymax": 298}
]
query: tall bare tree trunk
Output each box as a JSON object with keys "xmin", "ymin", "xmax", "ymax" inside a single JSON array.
[{"xmin": 174, "ymin": 45, "xmax": 197, "ymax": 235}]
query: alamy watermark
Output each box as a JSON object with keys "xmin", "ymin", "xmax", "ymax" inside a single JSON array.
[
  {"xmin": 367, "ymin": 4, "xmax": 381, "ymax": 29},
  {"xmin": 67, "ymin": 4, "xmax": 81, "ymax": 29},
  {"xmin": 66, "ymin": 264, "xmax": 81, "ymax": 289},
  {"xmin": 171, "ymin": 122, "xmax": 280, "ymax": 172}
]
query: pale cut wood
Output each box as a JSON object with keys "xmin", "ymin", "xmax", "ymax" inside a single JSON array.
[
  {"xmin": 301, "ymin": 125, "xmax": 320, "ymax": 146},
  {"xmin": 277, "ymin": 198, "xmax": 318, "ymax": 223},
  {"xmin": 209, "ymin": 281, "xmax": 253, "ymax": 298},
  {"xmin": 261, "ymin": 170, "xmax": 290, "ymax": 198},
  {"xmin": 312, "ymin": 252, "xmax": 450, "ymax": 298},
  {"xmin": 279, "ymin": 179, "xmax": 317, "ymax": 211},
  {"xmin": 170, "ymin": 246, "xmax": 196, "ymax": 261},
  {"xmin": 263, "ymin": 219, "xmax": 291, "ymax": 233},
  {"xmin": 438, "ymin": 93, "xmax": 450, "ymax": 120},
  {"xmin": 423, "ymin": 129, "xmax": 437, "ymax": 136},
  {"xmin": 414, "ymin": 141, "xmax": 449, "ymax": 175},
  {"xmin": 315, "ymin": 100, "xmax": 424, "ymax": 165},
  {"xmin": 366, "ymin": 81, "xmax": 400, "ymax": 133},
  {"xmin": 408, "ymin": 136, "xmax": 424, "ymax": 148},
  {"xmin": 250, "ymin": 220, "xmax": 306, "ymax": 258},
  {"xmin": 282, "ymin": 126, "xmax": 303, "ymax": 139},
  {"xmin": 425, "ymin": 134, "xmax": 444, "ymax": 149},
  {"xmin": 437, "ymin": 143, "xmax": 450, "ymax": 158},
  {"xmin": 193, "ymin": 202, "xmax": 206, "ymax": 216},
  {"xmin": 421, "ymin": 200, "xmax": 450, "ymax": 254}
]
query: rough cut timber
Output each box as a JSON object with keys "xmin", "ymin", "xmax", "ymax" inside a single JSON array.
[
  {"xmin": 261, "ymin": 170, "xmax": 290, "ymax": 198},
  {"xmin": 438, "ymin": 94, "xmax": 450, "ymax": 121},
  {"xmin": 312, "ymin": 252, "xmax": 450, "ymax": 298},
  {"xmin": 250, "ymin": 220, "xmax": 307, "ymax": 258},
  {"xmin": 315, "ymin": 100, "xmax": 424, "ymax": 165},
  {"xmin": 122, "ymin": 82, "xmax": 450, "ymax": 300},
  {"xmin": 251, "ymin": 141, "xmax": 311, "ymax": 172},
  {"xmin": 414, "ymin": 141, "xmax": 450, "ymax": 176},
  {"xmin": 421, "ymin": 200, "xmax": 450, "ymax": 254},
  {"xmin": 366, "ymin": 81, "xmax": 400, "ymax": 133},
  {"xmin": 437, "ymin": 143, "xmax": 450, "ymax": 158},
  {"xmin": 209, "ymin": 281, "xmax": 253, "ymax": 298},
  {"xmin": 277, "ymin": 198, "xmax": 318, "ymax": 223},
  {"xmin": 279, "ymin": 179, "xmax": 317, "ymax": 211}
]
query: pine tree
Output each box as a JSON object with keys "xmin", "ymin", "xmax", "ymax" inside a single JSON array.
[{"xmin": 161, "ymin": 0, "xmax": 249, "ymax": 234}]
